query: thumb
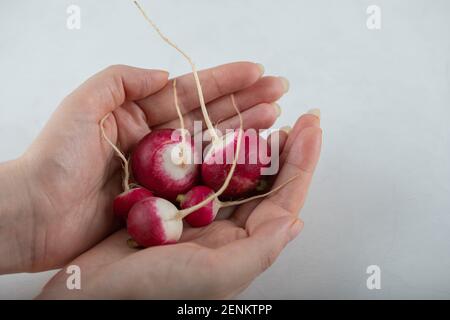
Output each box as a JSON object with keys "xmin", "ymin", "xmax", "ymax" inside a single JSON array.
[{"xmin": 62, "ymin": 65, "xmax": 169, "ymax": 120}]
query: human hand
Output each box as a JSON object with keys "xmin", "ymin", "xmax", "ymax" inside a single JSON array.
[
  {"xmin": 37, "ymin": 112, "xmax": 322, "ymax": 299},
  {"xmin": 0, "ymin": 62, "xmax": 288, "ymax": 273}
]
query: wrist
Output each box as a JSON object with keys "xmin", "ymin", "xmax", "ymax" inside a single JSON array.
[{"xmin": 0, "ymin": 157, "xmax": 36, "ymax": 274}]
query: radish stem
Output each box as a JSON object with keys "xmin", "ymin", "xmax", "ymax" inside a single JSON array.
[
  {"xmin": 100, "ymin": 113, "xmax": 130, "ymax": 192},
  {"xmin": 133, "ymin": 0, "xmax": 219, "ymax": 144}
]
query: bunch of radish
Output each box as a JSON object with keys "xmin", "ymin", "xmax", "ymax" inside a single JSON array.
[{"xmin": 98, "ymin": 1, "xmax": 299, "ymax": 248}]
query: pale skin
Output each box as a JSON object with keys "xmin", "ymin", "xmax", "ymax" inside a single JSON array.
[{"xmin": 0, "ymin": 62, "xmax": 322, "ymax": 299}]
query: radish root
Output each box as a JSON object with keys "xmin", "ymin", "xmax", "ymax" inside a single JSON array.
[
  {"xmin": 100, "ymin": 113, "xmax": 130, "ymax": 192},
  {"xmin": 133, "ymin": 0, "xmax": 219, "ymax": 144},
  {"xmin": 220, "ymin": 174, "xmax": 301, "ymax": 208},
  {"xmin": 173, "ymin": 78, "xmax": 188, "ymax": 164}
]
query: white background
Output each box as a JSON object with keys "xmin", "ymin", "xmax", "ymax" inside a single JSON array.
[{"xmin": 1, "ymin": 0, "xmax": 449, "ymax": 299}]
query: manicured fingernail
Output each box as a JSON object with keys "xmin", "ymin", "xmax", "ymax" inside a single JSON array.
[
  {"xmin": 280, "ymin": 125, "xmax": 292, "ymax": 134},
  {"xmin": 279, "ymin": 77, "xmax": 290, "ymax": 93},
  {"xmin": 256, "ymin": 63, "xmax": 265, "ymax": 75},
  {"xmin": 307, "ymin": 108, "xmax": 321, "ymax": 119},
  {"xmin": 272, "ymin": 102, "xmax": 281, "ymax": 117},
  {"xmin": 288, "ymin": 219, "xmax": 303, "ymax": 241}
]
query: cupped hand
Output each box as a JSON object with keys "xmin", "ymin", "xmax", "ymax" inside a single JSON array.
[
  {"xmin": 37, "ymin": 112, "xmax": 322, "ymax": 299},
  {"xmin": 12, "ymin": 62, "xmax": 287, "ymax": 272}
]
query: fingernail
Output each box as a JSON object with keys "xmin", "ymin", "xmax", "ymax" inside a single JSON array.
[
  {"xmin": 288, "ymin": 219, "xmax": 303, "ymax": 241},
  {"xmin": 256, "ymin": 63, "xmax": 265, "ymax": 76},
  {"xmin": 280, "ymin": 125, "xmax": 292, "ymax": 134},
  {"xmin": 279, "ymin": 77, "xmax": 290, "ymax": 93},
  {"xmin": 272, "ymin": 102, "xmax": 281, "ymax": 117},
  {"xmin": 307, "ymin": 108, "xmax": 321, "ymax": 119}
]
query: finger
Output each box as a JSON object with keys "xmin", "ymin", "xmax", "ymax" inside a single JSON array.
[
  {"xmin": 245, "ymin": 114, "xmax": 322, "ymax": 232},
  {"xmin": 160, "ymin": 102, "xmax": 280, "ymax": 136},
  {"xmin": 268, "ymin": 127, "xmax": 290, "ymax": 152},
  {"xmin": 155, "ymin": 76, "xmax": 287, "ymax": 130},
  {"xmin": 62, "ymin": 65, "xmax": 169, "ymax": 121},
  {"xmin": 211, "ymin": 103, "xmax": 280, "ymax": 135},
  {"xmin": 215, "ymin": 215, "xmax": 302, "ymax": 289},
  {"xmin": 230, "ymin": 129, "xmax": 289, "ymax": 227},
  {"xmin": 279, "ymin": 110, "xmax": 321, "ymax": 165},
  {"xmin": 138, "ymin": 61, "xmax": 264, "ymax": 126},
  {"xmin": 112, "ymin": 101, "xmax": 151, "ymax": 153}
]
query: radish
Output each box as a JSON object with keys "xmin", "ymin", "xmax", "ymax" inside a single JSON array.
[
  {"xmin": 201, "ymin": 130, "xmax": 271, "ymax": 198},
  {"xmin": 130, "ymin": 79, "xmax": 200, "ymax": 202},
  {"xmin": 130, "ymin": 128, "xmax": 199, "ymax": 202},
  {"xmin": 178, "ymin": 175, "xmax": 300, "ymax": 228},
  {"xmin": 177, "ymin": 186, "xmax": 216, "ymax": 227},
  {"xmin": 134, "ymin": 1, "xmax": 275, "ymax": 199},
  {"xmin": 127, "ymin": 96, "xmax": 244, "ymax": 247},
  {"xmin": 127, "ymin": 197, "xmax": 183, "ymax": 246},
  {"xmin": 100, "ymin": 114, "xmax": 154, "ymax": 219}
]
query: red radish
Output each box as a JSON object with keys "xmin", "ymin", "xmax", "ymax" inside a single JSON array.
[
  {"xmin": 113, "ymin": 187, "xmax": 153, "ymax": 219},
  {"xmin": 201, "ymin": 131, "xmax": 271, "ymax": 198},
  {"xmin": 131, "ymin": 128, "xmax": 199, "ymax": 202},
  {"xmin": 131, "ymin": 78, "xmax": 199, "ymax": 202},
  {"xmin": 100, "ymin": 115, "xmax": 154, "ymax": 219},
  {"xmin": 177, "ymin": 186, "xmax": 216, "ymax": 227},
  {"xmin": 178, "ymin": 175, "xmax": 300, "ymax": 228},
  {"xmin": 127, "ymin": 197, "xmax": 182, "ymax": 246}
]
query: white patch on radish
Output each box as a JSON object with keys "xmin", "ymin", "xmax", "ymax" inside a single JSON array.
[
  {"xmin": 155, "ymin": 198, "xmax": 183, "ymax": 242},
  {"xmin": 161, "ymin": 143, "xmax": 196, "ymax": 180}
]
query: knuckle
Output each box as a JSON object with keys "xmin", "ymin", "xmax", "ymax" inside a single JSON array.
[{"xmin": 105, "ymin": 64, "xmax": 125, "ymax": 73}]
